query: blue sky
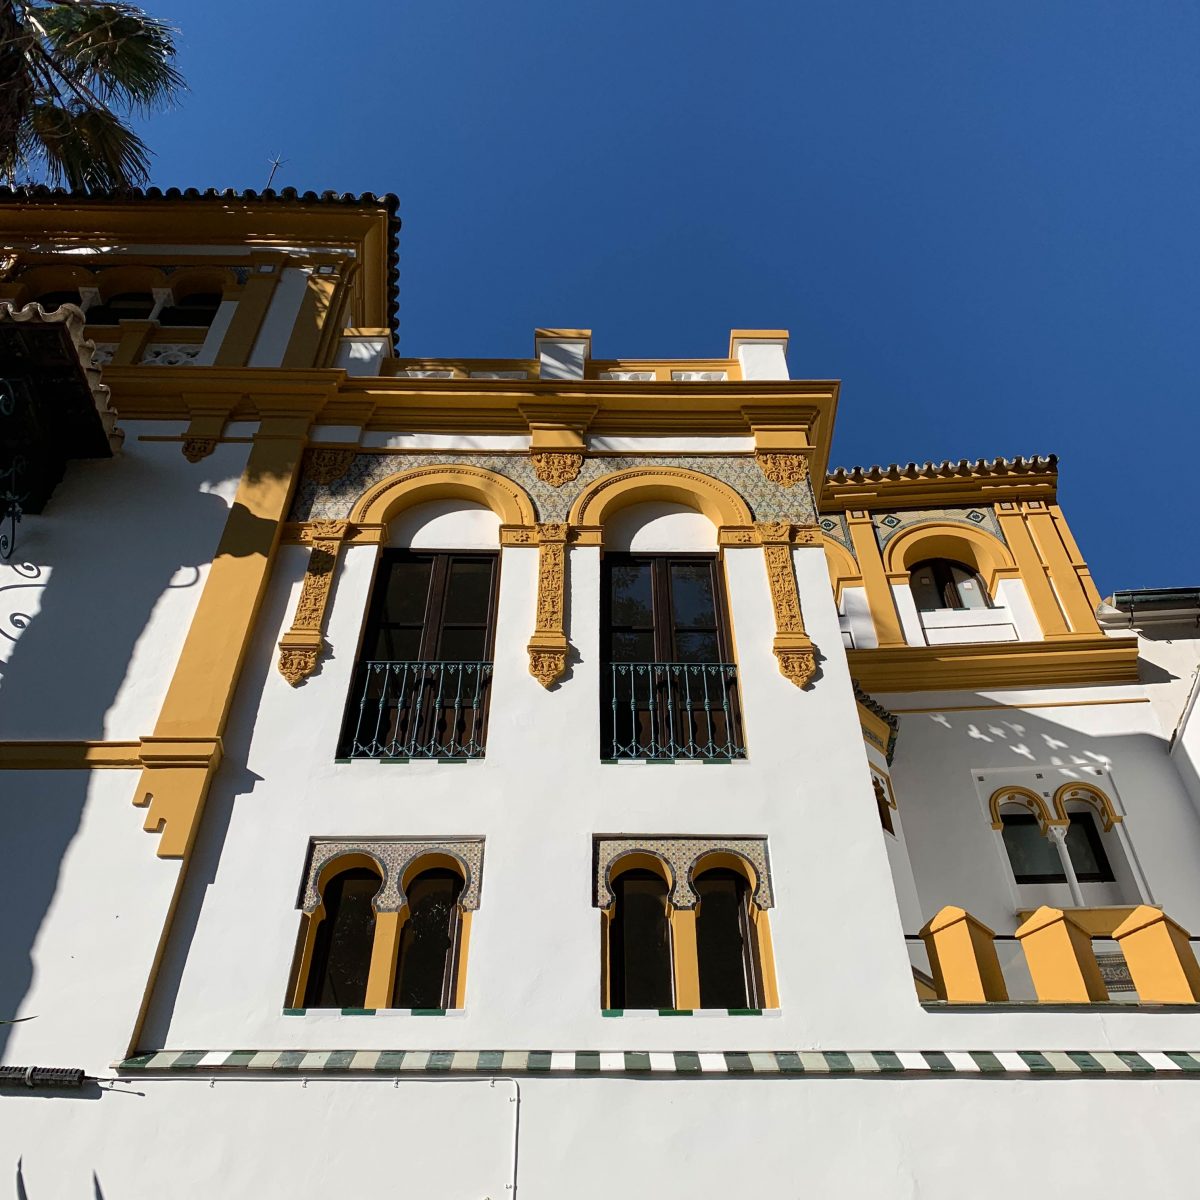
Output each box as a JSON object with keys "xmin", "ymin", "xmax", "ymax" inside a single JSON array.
[{"xmin": 138, "ymin": 1, "xmax": 1198, "ymax": 593}]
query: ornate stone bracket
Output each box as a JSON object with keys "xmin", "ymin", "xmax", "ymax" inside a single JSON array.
[
  {"xmin": 755, "ymin": 450, "xmax": 809, "ymax": 488},
  {"xmin": 277, "ymin": 520, "xmax": 352, "ymax": 686},
  {"xmin": 530, "ymin": 450, "xmax": 583, "ymax": 486},
  {"xmin": 304, "ymin": 447, "xmax": 355, "ymax": 485},
  {"xmin": 526, "ymin": 522, "xmax": 570, "ymax": 687},
  {"xmin": 594, "ymin": 836, "xmax": 773, "ymax": 911},
  {"xmin": 300, "ymin": 838, "xmax": 485, "ymax": 913},
  {"xmin": 758, "ymin": 520, "xmax": 817, "ymax": 687},
  {"xmin": 182, "ymin": 437, "xmax": 217, "ymax": 463}
]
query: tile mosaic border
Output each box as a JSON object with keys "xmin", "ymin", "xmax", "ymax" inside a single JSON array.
[{"xmin": 116, "ymin": 1049, "xmax": 1200, "ymax": 1078}]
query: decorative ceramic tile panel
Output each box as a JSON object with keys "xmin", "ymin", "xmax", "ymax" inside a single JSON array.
[
  {"xmin": 593, "ymin": 836, "xmax": 772, "ymax": 911},
  {"xmin": 872, "ymin": 505, "xmax": 1005, "ymax": 549},
  {"xmin": 291, "ymin": 453, "xmax": 818, "ymax": 524},
  {"xmin": 299, "ymin": 837, "xmax": 484, "ymax": 913}
]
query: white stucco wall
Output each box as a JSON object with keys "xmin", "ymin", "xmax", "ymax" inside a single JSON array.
[{"xmin": 0, "ymin": 423, "xmax": 246, "ymax": 741}]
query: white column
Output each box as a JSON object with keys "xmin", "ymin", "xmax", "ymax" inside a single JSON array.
[
  {"xmin": 890, "ymin": 582, "xmax": 927, "ymax": 646},
  {"xmin": 194, "ymin": 299, "xmax": 239, "ymax": 366},
  {"xmin": 729, "ymin": 331, "xmax": 790, "ymax": 380},
  {"xmin": 1048, "ymin": 824, "xmax": 1085, "ymax": 907}
]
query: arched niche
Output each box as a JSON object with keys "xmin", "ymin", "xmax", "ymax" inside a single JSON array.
[
  {"xmin": 988, "ymin": 785, "xmax": 1057, "ymax": 832},
  {"xmin": 388, "ymin": 499, "xmax": 501, "ymax": 549},
  {"xmin": 822, "ymin": 535, "xmax": 861, "ymax": 605},
  {"xmin": 604, "ymin": 500, "xmax": 718, "ymax": 552},
  {"xmin": 350, "ymin": 463, "xmax": 537, "ymax": 532},
  {"xmin": 568, "ymin": 465, "xmax": 753, "ymax": 540}
]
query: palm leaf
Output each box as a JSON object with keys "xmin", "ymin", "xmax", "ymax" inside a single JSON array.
[
  {"xmin": 28, "ymin": 98, "xmax": 152, "ymax": 189},
  {"xmin": 39, "ymin": 2, "xmax": 184, "ymax": 112}
]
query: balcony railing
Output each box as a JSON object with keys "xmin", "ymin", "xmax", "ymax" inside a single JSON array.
[
  {"xmin": 341, "ymin": 660, "xmax": 493, "ymax": 760},
  {"xmin": 605, "ymin": 662, "xmax": 746, "ymax": 761}
]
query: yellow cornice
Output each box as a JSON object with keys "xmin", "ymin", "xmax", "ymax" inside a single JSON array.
[
  {"xmin": 101, "ymin": 368, "xmax": 839, "ymax": 458},
  {"xmin": 846, "ymin": 636, "xmax": 1139, "ymax": 693}
]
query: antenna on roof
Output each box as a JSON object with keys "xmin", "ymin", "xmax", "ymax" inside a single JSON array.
[{"xmin": 265, "ymin": 154, "xmax": 287, "ymax": 189}]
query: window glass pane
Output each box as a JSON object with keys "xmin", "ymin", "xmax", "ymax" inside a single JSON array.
[
  {"xmin": 611, "ymin": 630, "xmax": 655, "ymax": 662},
  {"xmin": 37, "ymin": 289, "xmax": 82, "ymax": 310},
  {"xmin": 393, "ymin": 870, "xmax": 463, "ymax": 1009},
  {"xmin": 909, "ymin": 564, "xmax": 944, "ymax": 612},
  {"xmin": 674, "ymin": 631, "xmax": 720, "ymax": 663},
  {"xmin": 305, "ymin": 868, "xmax": 380, "ymax": 1008},
  {"xmin": 695, "ymin": 870, "xmax": 750, "ymax": 1008},
  {"xmin": 382, "ymin": 559, "xmax": 433, "ymax": 627},
  {"xmin": 610, "ymin": 561, "xmax": 654, "ymax": 627},
  {"xmin": 438, "ymin": 626, "xmax": 488, "ymax": 660},
  {"xmin": 1001, "ymin": 815, "xmax": 1064, "ymax": 882},
  {"xmin": 611, "ymin": 870, "xmax": 673, "ymax": 1009},
  {"xmin": 1066, "ymin": 812, "xmax": 1115, "ymax": 882},
  {"xmin": 373, "ymin": 625, "xmax": 423, "ymax": 661},
  {"xmin": 669, "ymin": 563, "xmax": 716, "ymax": 629},
  {"xmin": 442, "ymin": 559, "xmax": 494, "ymax": 625},
  {"xmin": 950, "ymin": 563, "xmax": 988, "ymax": 610}
]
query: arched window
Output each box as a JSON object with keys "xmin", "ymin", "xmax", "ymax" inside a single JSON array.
[
  {"xmin": 694, "ymin": 868, "xmax": 761, "ymax": 1008},
  {"xmin": 909, "ymin": 558, "xmax": 990, "ymax": 613},
  {"xmin": 159, "ymin": 291, "xmax": 223, "ymax": 327},
  {"xmin": 609, "ymin": 868, "xmax": 674, "ymax": 1008},
  {"xmin": 303, "ymin": 865, "xmax": 381, "ymax": 1008},
  {"xmin": 86, "ymin": 290, "xmax": 155, "ymax": 324},
  {"xmin": 392, "ymin": 868, "xmax": 465, "ymax": 1008},
  {"xmin": 1000, "ymin": 811, "xmax": 1115, "ymax": 884}
]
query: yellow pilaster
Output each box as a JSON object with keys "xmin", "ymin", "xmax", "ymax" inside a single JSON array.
[
  {"xmin": 919, "ymin": 906, "xmax": 1008, "ymax": 1002},
  {"xmin": 1113, "ymin": 905, "xmax": 1200, "ymax": 1004},
  {"xmin": 214, "ymin": 265, "xmax": 279, "ymax": 366},
  {"xmin": 1015, "ymin": 906, "xmax": 1108, "ymax": 1002},
  {"xmin": 1050, "ymin": 504, "xmax": 1103, "ymax": 611},
  {"xmin": 671, "ymin": 908, "xmax": 702, "ymax": 1009},
  {"xmin": 113, "ymin": 319, "xmax": 157, "ymax": 365},
  {"xmin": 364, "ymin": 911, "xmax": 403, "ymax": 1009},
  {"xmin": 283, "ymin": 271, "xmax": 342, "ymax": 368},
  {"xmin": 993, "ymin": 504, "xmax": 1070, "ymax": 637},
  {"xmin": 1024, "ymin": 503, "xmax": 1101, "ymax": 633},
  {"xmin": 846, "ymin": 510, "xmax": 905, "ymax": 646}
]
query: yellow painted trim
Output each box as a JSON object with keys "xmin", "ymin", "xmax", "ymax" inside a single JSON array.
[
  {"xmin": 586, "ymin": 358, "xmax": 741, "ymax": 382},
  {"xmin": 454, "ymin": 909, "xmax": 473, "ymax": 1010},
  {"xmin": 821, "ymin": 463, "xmax": 1058, "ymax": 511},
  {"xmin": 1050, "ymin": 504, "xmax": 1103, "ymax": 612},
  {"xmin": 919, "ymin": 906, "xmax": 1008, "ymax": 1003},
  {"xmin": 1015, "ymin": 906, "xmax": 1108, "ymax": 1003},
  {"xmin": 888, "ymin": 697, "xmax": 1150, "ymax": 714},
  {"xmin": 1052, "ymin": 781, "xmax": 1122, "ymax": 830},
  {"xmin": 752, "ymin": 908, "xmax": 780, "ymax": 1009},
  {"xmin": 0, "ymin": 740, "xmax": 143, "ymax": 769},
  {"xmin": 846, "ymin": 636, "xmax": 1139, "ymax": 692},
  {"xmin": 988, "ymin": 785, "xmax": 1058, "ymax": 833},
  {"xmin": 112, "ymin": 319, "xmax": 157, "ymax": 366},
  {"xmin": 365, "ymin": 911, "xmax": 403, "ymax": 1009},
  {"xmin": 350, "ymin": 462, "xmax": 537, "ymax": 528},
  {"xmin": 282, "ymin": 271, "xmax": 341, "ymax": 369},
  {"xmin": 1016, "ymin": 906, "xmax": 1139, "ymax": 938},
  {"xmin": 568, "ymin": 464, "xmax": 753, "ymax": 531},
  {"xmin": 670, "ymin": 908, "xmax": 701, "ymax": 1009},
  {"xmin": 94, "ymin": 264, "xmax": 167, "ymax": 300},
  {"xmin": 289, "ymin": 910, "xmax": 323, "ymax": 1008},
  {"xmin": 845, "ymin": 512, "xmax": 904, "ymax": 646}
]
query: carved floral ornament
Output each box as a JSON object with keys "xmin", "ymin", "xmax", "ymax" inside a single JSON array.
[
  {"xmin": 754, "ymin": 451, "xmax": 809, "ymax": 488},
  {"xmin": 527, "ymin": 522, "xmax": 570, "ymax": 688},
  {"xmin": 277, "ymin": 520, "xmax": 352, "ymax": 686},
  {"xmin": 530, "ymin": 450, "xmax": 584, "ymax": 487},
  {"xmin": 181, "ymin": 437, "xmax": 217, "ymax": 463},
  {"xmin": 305, "ymin": 447, "xmax": 356, "ymax": 485},
  {"xmin": 757, "ymin": 521, "xmax": 817, "ymax": 688}
]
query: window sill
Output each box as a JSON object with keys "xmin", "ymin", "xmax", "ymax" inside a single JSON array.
[
  {"xmin": 600, "ymin": 758, "xmax": 744, "ymax": 766},
  {"xmin": 283, "ymin": 1007, "xmax": 461, "ymax": 1017},
  {"xmin": 601, "ymin": 1008, "xmax": 777, "ymax": 1017}
]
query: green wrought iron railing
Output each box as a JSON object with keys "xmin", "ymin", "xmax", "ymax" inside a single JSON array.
[
  {"xmin": 341, "ymin": 660, "xmax": 493, "ymax": 760},
  {"xmin": 606, "ymin": 661, "xmax": 746, "ymax": 761}
]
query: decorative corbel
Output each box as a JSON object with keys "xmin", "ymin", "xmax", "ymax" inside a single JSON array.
[
  {"xmin": 277, "ymin": 520, "xmax": 352, "ymax": 686},
  {"xmin": 754, "ymin": 450, "xmax": 809, "ymax": 488},
  {"xmin": 526, "ymin": 522, "xmax": 570, "ymax": 687},
  {"xmin": 530, "ymin": 450, "xmax": 584, "ymax": 486},
  {"xmin": 180, "ymin": 398, "xmax": 233, "ymax": 463},
  {"xmin": 757, "ymin": 520, "xmax": 816, "ymax": 687}
]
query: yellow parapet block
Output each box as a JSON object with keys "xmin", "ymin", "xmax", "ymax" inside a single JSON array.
[
  {"xmin": 1015, "ymin": 906, "xmax": 1108, "ymax": 1003},
  {"xmin": 1113, "ymin": 906, "xmax": 1200, "ymax": 1004},
  {"xmin": 919, "ymin": 906, "xmax": 1008, "ymax": 1003}
]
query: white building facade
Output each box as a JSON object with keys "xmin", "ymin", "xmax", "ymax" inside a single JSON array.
[{"xmin": 2, "ymin": 189, "xmax": 1200, "ymax": 1198}]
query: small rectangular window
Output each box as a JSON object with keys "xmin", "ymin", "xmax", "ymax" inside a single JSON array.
[
  {"xmin": 1001, "ymin": 812, "xmax": 1115, "ymax": 884},
  {"xmin": 339, "ymin": 551, "xmax": 499, "ymax": 759}
]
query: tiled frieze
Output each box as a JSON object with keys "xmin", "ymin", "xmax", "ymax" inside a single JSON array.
[
  {"xmin": 871, "ymin": 505, "xmax": 1005, "ymax": 549},
  {"xmin": 290, "ymin": 452, "xmax": 817, "ymax": 525}
]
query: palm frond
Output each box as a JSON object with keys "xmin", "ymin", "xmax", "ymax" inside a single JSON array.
[
  {"xmin": 38, "ymin": 2, "xmax": 184, "ymax": 113},
  {"xmin": 28, "ymin": 98, "xmax": 152, "ymax": 189}
]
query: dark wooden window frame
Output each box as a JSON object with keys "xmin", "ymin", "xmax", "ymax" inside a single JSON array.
[
  {"xmin": 909, "ymin": 557, "xmax": 992, "ymax": 613},
  {"xmin": 694, "ymin": 867, "xmax": 763, "ymax": 1010}
]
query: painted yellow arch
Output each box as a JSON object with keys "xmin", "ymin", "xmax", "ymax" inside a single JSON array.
[
  {"xmin": 882, "ymin": 522, "xmax": 1016, "ymax": 595},
  {"xmin": 16, "ymin": 264, "xmax": 97, "ymax": 305},
  {"xmin": 689, "ymin": 849, "xmax": 759, "ymax": 898},
  {"xmin": 350, "ymin": 463, "xmax": 537, "ymax": 529},
  {"xmin": 95, "ymin": 264, "xmax": 168, "ymax": 300},
  {"xmin": 1053, "ymin": 781, "xmax": 1122, "ymax": 831},
  {"xmin": 822, "ymin": 535, "xmax": 862, "ymax": 605},
  {"xmin": 988, "ymin": 785, "xmax": 1058, "ymax": 832},
  {"xmin": 169, "ymin": 266, "xmax": 237, "ymax": 301},
  {"xmin": 568, "ymin": 465, "xmax": 753, "ymax": 533}
]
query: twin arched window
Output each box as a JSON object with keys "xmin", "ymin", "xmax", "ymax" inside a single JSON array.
[
  {"xmin": 297, "ymin": 860, "xmax": 467, "ymax": 1010},
  {"xmin": 908, "ymin": 558, "xmax": 990, "ymax": 613},
  {"xmin": 606, "ymin": 861, "xmax": 767, "ymax": 1010}
]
